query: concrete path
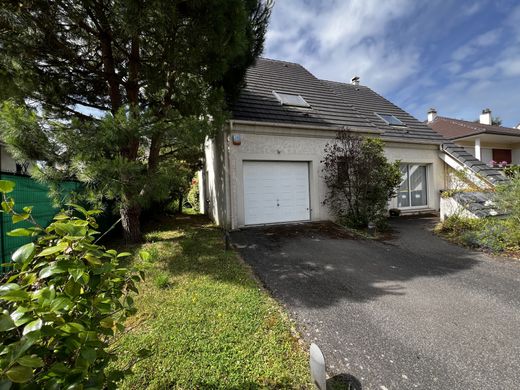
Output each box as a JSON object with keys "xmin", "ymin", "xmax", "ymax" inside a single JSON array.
[{"xmin": 232, "ymin": 218, "xmax": 520, "ymax": 390}]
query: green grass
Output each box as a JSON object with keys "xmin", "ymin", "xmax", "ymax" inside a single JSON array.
[{"xmin": 111, "ymin": 215, "xmax": 311, "ymax": 389}]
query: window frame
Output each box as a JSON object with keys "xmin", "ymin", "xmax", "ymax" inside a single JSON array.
[
  {"xmin": 272, "ymin": 91, "xmax": 311, "ymax": 108},
  {"xmin": 397, "ymin": 163, "xmax": 429, "ymax": 209},
  {"xmin": 375, "ymin": 112, "xmax": 405, "ymax": 126}
]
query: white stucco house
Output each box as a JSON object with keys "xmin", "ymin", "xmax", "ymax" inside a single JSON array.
[{"xmin": 200, "ymin": 58, "xmax": 506, "ymax": 229}]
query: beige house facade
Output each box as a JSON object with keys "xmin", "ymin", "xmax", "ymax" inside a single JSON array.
[{"xmin": 201, "ymin": 58, "xmax": 504, "ymax": 229}]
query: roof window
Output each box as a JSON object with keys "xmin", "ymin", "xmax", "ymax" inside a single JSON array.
[
  {"xmin": 375, "ymin": 113, "xmax": 405, "ymax": 126},
  {"xmin": 273, "ymin": 91, "xmax": 310, "ymax": 108}
]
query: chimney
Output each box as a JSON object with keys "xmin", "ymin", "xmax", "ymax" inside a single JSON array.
[
  {"xmin": 427, "ymin": 108, "xmax": 437, "ymax": 123},
  {"xmin": 479, "ymin": 108, "xmax": 492, "ymax": 125},
  {"xmin": 351, "ymin": 76, "xmax": 360, "ymax": 86}
]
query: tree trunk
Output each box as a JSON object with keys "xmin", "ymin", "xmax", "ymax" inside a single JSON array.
[
  {"xmin": 120, "ymin": 202, "xmax": 142, "ymax": 242},
  {"xmin": 178, "ymin": 192, "xmax": 183, "ymax": 214}
]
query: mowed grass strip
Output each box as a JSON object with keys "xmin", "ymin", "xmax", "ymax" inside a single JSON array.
[{"xmin": 112, "ymin": 215, "xmax": 311, "ymax": 389}]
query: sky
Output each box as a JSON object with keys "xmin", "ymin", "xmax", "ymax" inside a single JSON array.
[{"xmin": 264, "ymin": 0, "xmax": 520, "ymax": 127}]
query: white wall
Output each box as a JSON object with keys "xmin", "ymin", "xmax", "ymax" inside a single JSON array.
[
  {"xmin": 203, "ymin": 131, "xmax": 228, "ymax": 226},
  {"xmin": 512, "ymin": 147, "xmax": 520, "ymax": 165},
  {"xmin": 222, "ymin": 123, "xmax": 444, "ymax": 229}
]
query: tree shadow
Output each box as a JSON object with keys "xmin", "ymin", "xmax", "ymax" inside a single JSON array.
[{"xmin": 230, "ymin": 218, "xmax": 481, "ymax": 307}]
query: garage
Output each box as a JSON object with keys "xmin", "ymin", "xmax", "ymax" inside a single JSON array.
[{"xmin": 243, "ymin": 161, "xmax": 310, "ymax": 225}]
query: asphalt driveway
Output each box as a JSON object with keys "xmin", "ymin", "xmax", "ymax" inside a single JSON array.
[{"xmin": 231, "ymin": 218, "xmax": 520, "ymax": 390}]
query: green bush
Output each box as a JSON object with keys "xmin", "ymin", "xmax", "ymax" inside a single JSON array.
[
  {"xmin": 436, "ymin": 215, "xmax": 520, "ymax": 252},
  {"xmin": 322, "ymin": 131, "xmax": 401, "ymax": 229},
  {"xmin": 187, "ymin": 178, "xmax": 200, "ymax": 212},
  {"xmin": 435, "ymin": 215, "xmax": 480, "ymax": 236},
  {"xmin": 0, "ymin": 180, "xmax": 147, "ymax": 388}
]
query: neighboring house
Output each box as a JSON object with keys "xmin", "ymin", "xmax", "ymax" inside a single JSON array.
[
  {"xmin": 427, "ymin": 108, "xmax": 520, "ymax": 166},
  {"xmin": 199, "ymin": 58, "xmax": 504, "ymax": 229}
]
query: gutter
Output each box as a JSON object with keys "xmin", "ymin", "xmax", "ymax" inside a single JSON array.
[{"xmin": 229, "ymin": 119, "xmax": 384, "ymax": 135}]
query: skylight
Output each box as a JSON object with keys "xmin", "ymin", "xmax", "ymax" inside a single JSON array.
[
  {"xmin": 375, "ymin": 113, "xmax": 405, "ymax": 126},
  {"xmin": 273, "ymin": 91, "xmax": 310, "ymax": 108}
]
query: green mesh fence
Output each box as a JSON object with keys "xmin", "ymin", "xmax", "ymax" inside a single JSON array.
[{"xmin": 0, "ymin": 173, "xmax": 81, "ymax": 272}]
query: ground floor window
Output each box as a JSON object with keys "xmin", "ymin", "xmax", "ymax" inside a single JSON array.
[{"xmin": 398, "ymin": 164, "xmax": 428, "ymax": 208}]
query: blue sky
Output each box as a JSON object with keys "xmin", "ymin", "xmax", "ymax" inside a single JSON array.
[{"xmin": 264, "ymin": 0, "xmax": 520, "ymax": 127}]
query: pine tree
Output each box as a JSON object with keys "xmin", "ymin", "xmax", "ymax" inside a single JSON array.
[{"xmin": 0, "ymin": 0, "xmax": 271, "ymax": 241}]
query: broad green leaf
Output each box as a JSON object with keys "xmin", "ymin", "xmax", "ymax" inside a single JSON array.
[
  {"xmin": 69, "ymin": 267, "xmax": 85, "ymax": 282},
  {"xmin": 12, "ymin": 213, "xmax": 29, "ymax": 224},
  {"xmin": 1, "ymin": 199, "xmax": 14, "ymax": 213},
  {"xmin": 66, "ymin": 203, "xmax": 88, "ymax": 216},
  {"xmin": 64, "ymin": 280, "xmax": 81, "ymax": 297},
  {"xmin": 50, "ymin": 297, "xmax": 72, "ymax": 312},
  {"xmin": 0, "ymin": 313, "xmax": 16, "ymax": 331},
  {"xmin": 10, "ymin": 307, "xmax": 30, "ymax": 326},
  {"xmin": 0, "ymin": 283, "xmax": 20, "ymax": 295},
  {"xmin": 7, "ymin": 228, "xmax": 34, "ymax": 237},
  {"xmin": 116, "ymin": 252, "xmax": 132, "ymax": 258},
  {"xmin": 83, "ymin": 253, "xmax": 102, "ymax": 266},
  {"xmin": 6, "ymin": 365, "xmax": 32, "ymax": 383},
  {"xmin": 59, "ymin": 322, "xmax": 85, "ymax": 334},
  {"xmin": 11, "ymin": 243, "xmax": 36, "ymax": 266},
  {"xmin": 0, "ymin": 180, "xmax": 15, "ymax": 193},
  {"xmin": 22, "ymin": 319, "xmax": 42, "ymax": 335},
  {"xmin": 139, "ymin": 250, "xmax": 151, "ymax": 262},
  {"xmin": 53, "ymin": 213, "xmax": 70, "ymax": 220},
  {"xmin": 36, "ymin": 242, "xmax": 68, "ymax": 257},
  {"xmin": 39, "ymin": 264, "xmax": 67, "ymax": 279},
  {"xmin": 22, "ymin": 206, "xmax": 33, "ymax": 213},
  {"xmin": 17, "ymin": 355, "xmax": 44, "ymax": 368}
]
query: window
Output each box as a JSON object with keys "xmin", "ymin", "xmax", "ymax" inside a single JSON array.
[
  {"xmin": 273, "ymin": 91, "xmax": 310, "ymax": 108},
  {"xmin": 375, "ymin": 113, "xmax": 404, "ymax": 126},
  {"xmin": 398, "ymin": 164, "xmax": 428, "ymax": 208}
]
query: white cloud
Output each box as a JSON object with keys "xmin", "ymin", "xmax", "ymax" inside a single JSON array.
[
  {"xmin": 451, "ymin": 29, "xmax": 501, "ymax": 62},
  {"xmin": 265, "ymin": 0, "xmax": 419, "ymax": 94}
]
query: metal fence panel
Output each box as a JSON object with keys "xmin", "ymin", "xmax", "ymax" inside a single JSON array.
[{"xmin": 0, "ymin": 173, "xmax": 81, "ymax": 272}]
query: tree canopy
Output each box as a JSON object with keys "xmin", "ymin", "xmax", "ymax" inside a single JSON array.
[{"xmin": 0, "ymin": 0, "xmax": 271, "ymax": 241}]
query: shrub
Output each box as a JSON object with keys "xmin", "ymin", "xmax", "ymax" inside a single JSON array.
[
  {"xmin": 504, "ymin": 165, "xmax": 520, "ymax": 178},
  {"xmin": 187, "ymin": 177, "xmax": 200, "ymax": 212},
  {"xmin": 322, "ymin": 131, "xmax": 401, "ymax": 229},
  {"xmin": 0, "ymin": 180, "xmax": 147, "ymax": 388},
  {"xmin": 435, "ymin": 215, "xmax": 480, "ymax": 236}
]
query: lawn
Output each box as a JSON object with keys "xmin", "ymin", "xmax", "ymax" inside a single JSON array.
[{"xmin": 110, "ymin": 214, "xmax": 311, "ymax": 389}]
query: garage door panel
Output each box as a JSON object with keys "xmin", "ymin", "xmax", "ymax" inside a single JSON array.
[{"xmin": 243, "ymin": 161, "xmax": 310, "ymax": 225}]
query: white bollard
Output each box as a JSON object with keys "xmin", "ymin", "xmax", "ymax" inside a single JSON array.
[{"xmin": 310, "ymin": 343, "xmax": 326, "ymax": 390}]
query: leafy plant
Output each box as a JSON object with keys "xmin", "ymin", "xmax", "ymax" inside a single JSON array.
[
  {"xmin": 322, "ymin": 131, "xmax": 401, "ymax": 229},
  {"xmin": 187, "ymin": 178, "xmax": 200, "ymax": 212},
  {"xmin": 0, "ymin": 180, "xmax": 147, "ymax": 388}
]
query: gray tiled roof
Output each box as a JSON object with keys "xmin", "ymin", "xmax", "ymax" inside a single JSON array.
[
  {"xmin": 442, "ymin": 142, "xmax": 508, "ymax": 185},
  {"xmin": 230, "ymin": 58, "xmax": 444, "ymax": 143},
  {"xmin": 452, "ymin": 192, "xmax": 506, "ymax": 218}
]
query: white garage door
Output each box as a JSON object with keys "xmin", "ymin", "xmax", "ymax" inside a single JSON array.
[{"xmin": 243, "ymin": 161, "xmax": 310, "ymax": 225}]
